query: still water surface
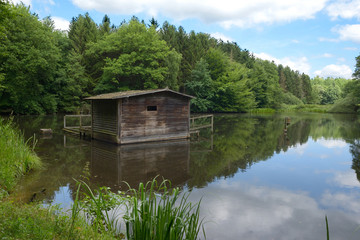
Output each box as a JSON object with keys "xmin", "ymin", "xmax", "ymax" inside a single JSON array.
[{"xmin": 11, "ymin": 113, "xmax": 360, "ymax": 239}]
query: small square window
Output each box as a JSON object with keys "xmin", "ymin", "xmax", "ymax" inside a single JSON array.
[{"xmin": 147, "ymin": 106, "xmax": 157, "ymax": 111}]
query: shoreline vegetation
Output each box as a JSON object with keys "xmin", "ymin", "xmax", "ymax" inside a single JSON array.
[
  {"xmin": 1, "ymin": 2, "xmax": 359, "ymax": 116},
  {"xmin": 0, "ymin": 117, "xmax": 204, "ymax": 239},
  {"xmin": 0, "ymin": 117, "xmax": 41, "ymax": 197}
]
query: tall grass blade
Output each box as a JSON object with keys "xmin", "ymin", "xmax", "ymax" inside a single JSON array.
[{"xmin": 325, "ymin": 215, "xmax": 329, "ymax": 240}]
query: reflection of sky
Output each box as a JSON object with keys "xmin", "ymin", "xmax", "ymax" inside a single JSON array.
[
  {"xmin": 47, "ymin": 184, "xmax": 73, "ymax": 211},
  {"xmin": 189, "ymin": 137, "xmax": 360, "ymax": 240}
]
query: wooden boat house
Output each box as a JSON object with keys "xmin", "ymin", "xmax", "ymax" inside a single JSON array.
[{"xmin": 85, "ymin": 88, "xmax": 194, "ymax": 144}]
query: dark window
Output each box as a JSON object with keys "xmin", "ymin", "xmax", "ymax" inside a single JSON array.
[{"xmin": 147, "ymin": 106, "xmax": 157, "ymax": 111}]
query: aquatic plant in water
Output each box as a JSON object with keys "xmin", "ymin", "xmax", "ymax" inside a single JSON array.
[{"xmin": 70, "ymin": 177, "xmax": 205, "ymax": 240}]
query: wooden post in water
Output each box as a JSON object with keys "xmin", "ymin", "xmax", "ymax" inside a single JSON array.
[{"xmin": 211, "ymin": 115, "xmax": 214, "ymax": 133}]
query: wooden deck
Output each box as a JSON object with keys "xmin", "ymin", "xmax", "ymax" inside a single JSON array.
[
  {"xmin": 189, "ymin": 114, "xmax": 213, "ymax": 134},
  {"xmin": 63, "ymin": 114, "xmax": 214, "ymax": 140},
  {"xmin": 63, "ymin": 115, "xmax": 92, "ymax": 138}
]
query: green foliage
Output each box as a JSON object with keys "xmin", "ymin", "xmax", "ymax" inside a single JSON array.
[
  {"xmin": 186, "ymin": 58, "xmax": 214, "ymax": 112},
  {"xmin": 311, "ymin": 76, "xmax": 348, "ymax": 105},
  {"xmin": 280, "ymin": 91, "xmax": 304, "ymax": 105},
  {"xmin": 0, "ymin": 117, "xmax": 41, "ymax": 193},
  {"xmin": 123, "ymin": 178, "xmax": 204, "ymax": 240},
  {"xmin": 329, "ymin": 92, "xmax": 359, "ymax": 113},
  {"xmin": 353, "ymin": 54, "xmax": 360, "ymax": 80},
  {"xmin": 70, "ymin": 181, "xmax": 124, "ymax": 238},
  {"xmin": 68, "ymin": 178, "xmax": 204, "ymax": 239},
  {"xmin": 0, "ymin": 3, "xmax": 62, "ymax": 114},
  {"xmin": 0, "ymin": 5, "xmax": 316, "ymax": 114},
  {"xmin": 90, "ymin": 19, "xmax": 179, "ymax": 93},
  {"xmin": 0, "ymin": 201, "xmax": 116, "ymax": 239},
  {"xmin": 279, "ymin": 104, "xmax": 331, "ymax": 113},
  {"xmin": 277, "ymin": 65, "xmax": 313, "ymax": 103},
  {"xmin": 68, "ymin": 13, "xmax": 99, "ymax": 56},
  {"xmin": 211, "ymin": 60, "xmax": 256, "ymax": 112},
  {"xmin": 249, "ymin": 60, "xmax": 281, "ymax": 108}
]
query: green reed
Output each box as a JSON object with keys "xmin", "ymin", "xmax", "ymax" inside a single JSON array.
[
  {"xmin": 325, "ymin": 215, "xmax": 330, "ymax": 240},
  {"xmin": 0, "ymin": 116, "xmax": 41, "ymax": 195},
  {"xmin": 70, "ymin": 177, "xmax": 205, "ymax": 240},
  {"xmin": 123, "ymin": 178, "xmax": 204, "ymax": 240}
]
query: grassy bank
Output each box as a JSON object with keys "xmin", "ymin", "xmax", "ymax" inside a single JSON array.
[
  {"xmin": 1, "ymin": 179, "xmax": 204, "ymax": 239},
  {"xmin": 0, "ymin": 117, "xmax": 204, "ymax": 239},
  {"xmin": 0, "ymin": 117, "xmax": 41, "ymax": 196},
  {"xmin": 279, "ymin": 104, "xmax": 332, "ymax": 113},
  {"xmin": 0, "ymin": 201, "xmax": 116, "ymax": 240},
  {"xmin": 248, "ymin": 104, "xmax": 333, "ymax": 114}
]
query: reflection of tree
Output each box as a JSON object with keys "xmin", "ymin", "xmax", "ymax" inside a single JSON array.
[
  {"xmin": 350, "ymin": 140, "xmax": 360, "ymax": 182},
  {"xmin": 12, "ymin": 114, "xmax": 360, "ymax": 200},
  {"xmin": 11, "ymin": 115, "xmax": 91, "ymax": 203},
  {"xmin": 188, "ymin": 113, "xmax": 360, "ymax": 188},
  {"xmin": 189, "ymin": 115, "xmax": 286, "ymax": 188}
]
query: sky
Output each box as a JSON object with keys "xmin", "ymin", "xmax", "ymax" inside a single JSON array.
[{"xmin": 12, "ymin": 0, "xmax": 360, "ymax": 79}]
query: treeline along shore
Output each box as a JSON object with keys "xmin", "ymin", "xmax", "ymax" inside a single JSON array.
[{"xmin": 1, "ymin": 1, "xmax": 360, "ymax": 115}]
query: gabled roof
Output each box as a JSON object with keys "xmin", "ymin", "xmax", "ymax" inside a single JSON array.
[{"xmin": 85, "ymin": 88, "xmax": 194, "ymax": 100}]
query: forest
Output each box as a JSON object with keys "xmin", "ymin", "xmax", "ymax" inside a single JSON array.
[{"xmin": 0, "ymin": 2, "xmax": 359, "ymax": 115}]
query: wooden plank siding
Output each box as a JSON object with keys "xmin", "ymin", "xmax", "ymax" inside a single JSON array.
[
  {"xmin": 92, "ymin": 99, "xmax": 118, "ymax": 143},
  {"xmin": 120, "ymin": 92, "xmax": 190, "ymax": 144}
]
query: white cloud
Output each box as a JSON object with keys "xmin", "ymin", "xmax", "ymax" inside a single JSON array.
[
  {"xmin": 317, "ymin": 138, "xmax": 347, "ymax": 148},
  {"xmin": 333, "ymin": 24, "xmax": 360, "ymax": 43},
  {"xmin": 314, "ymin": 64, "xmax": 353, "ymax": 78},
  {"xmin": 187, "ymin": 180, "xmax": 360, "ymax": 239},
  {"xmin": 322, "ymin": 53, "xmax": 333, "ymax": 58},
  {"xmin": 338, "ymin": 57, "xmax": 346, "ymax": 62},
  {"xmin": 52, "ymin": 17, "xmax": 70, "ymax": 31},
  {"xmin": 254, "ymin": 52, "xmax": 311, "ymax": 74},
  {"xmin": 321, "ymin": 24, "xmax": 360, "ymax": 44},
  {"xmin": 318, "ymin": 37, "xmax": 339, "ymax": 42},
  {"xmin": 333, "ymin": 170, "xmax": 360, "ymax": 188},
  {"xmin": 71, "ymin": 0, "xmax": 327, "ymax": 28},
  {"xmin": 344, "ymin": 47, "xmax": 358, "ymax": 51},
  {"xmin": 326, "ymin": 0, "xmax": 360, "ymax": 20},
  {"xmin": 11, "ymin": 0, "xmax": 32, "ymax": 5},
  {"xmin": 210, "ymin": 32, "xmax": 234, "ymax": 42},
  {"xmin": 322, "ymin": 191, "xmax": 360, "ymax": 213}
]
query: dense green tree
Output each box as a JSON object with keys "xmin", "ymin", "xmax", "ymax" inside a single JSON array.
[
  {"xmin": 0, "ymin": 6, "xmax": 318, "ymax": 114},
  {"xmin": 211, "ymin": 60, "xmax": 256, "ymax": 112},
  {"xmin": 98, "ymin": 15, "xmax": 113, "ymax": 36},
  {"xmin": 205, "ymin": 48, "xmax": 228, "ymax": 81},
  {"xmin": 185, "ymin": 59, "xmax": 214, "ymax": 112},
  {"xmin": 217, "ymin": 41, "xmax": 255, "ymax": 68},
  {"xmin": 88, "ymin": 19, "xmax": 181, "ymax": 93},
  {"xmin": 68, "ymin": 13, "xmax": 98, "ymax": 57},
  {"xmin": 311, "ymin": 77, "xmax": 346, "ymax": 105},
  {"xmin": 354, "ymin": 55, "xmax": 360, "ymax": 80},
  {"xmin": 248, "ymin": 60, "xmax": 281, "ymax": 108},
  {"xmin": 0, "ymin": 3, "xmax": 62, "ymax": 114},
  {"xmin": 148, "ymin": 17, "xmax": 159, "ymax": 29}
]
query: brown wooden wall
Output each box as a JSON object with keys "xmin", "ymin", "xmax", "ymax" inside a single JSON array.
[
  {"xmin": 92, "ymin": 99, "xmax": 118, "ymax": 143},
  {"xmin": 120, "ymin": 92, "xmax": 190, "ymax": 144}
]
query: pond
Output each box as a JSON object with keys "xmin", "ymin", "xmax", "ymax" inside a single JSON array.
[{"xmin": 10, "ymin": 113, "xmax": 360, "ymax": 239}]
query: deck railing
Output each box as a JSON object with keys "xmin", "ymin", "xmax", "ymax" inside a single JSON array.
[
  {"xmin": 63, "ymin": 114, "xmax": 91, "ymax": 136},
  {"xmin": 190, "ymin": 114, "xmax": 213, "ymax": 133}
]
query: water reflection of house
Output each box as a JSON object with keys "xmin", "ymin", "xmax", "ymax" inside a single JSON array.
[{"xmin": 90, "ymin": 140, "xmax": 190, "ymax": 190}]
